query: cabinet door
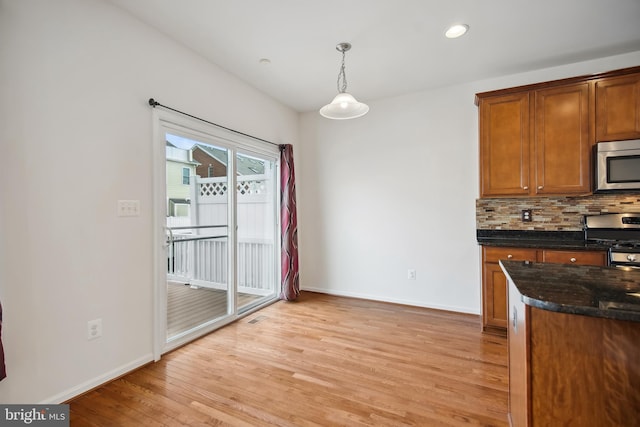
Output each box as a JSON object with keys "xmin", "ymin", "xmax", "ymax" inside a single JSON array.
[
  {"xmin": 595, "ymin": 73, "xmax": 640, "ymax": 141},
  {"xmin": 534, "ymin": 83, "xmax": 591, "ymax": 195},
  {"xmin": 483, "ymin": 262, "xmax": 509, "ymax": 331},
  {"xmin": 482, "ymin": 247, "xmax": 537, "ymax": 334},
  {"xmin": 479, "ymin": 93, "xmax": 531, "ymax": 197},
  {"xmin": 541, "ymin": 249, "xmax": 606, "ymax": 266}
]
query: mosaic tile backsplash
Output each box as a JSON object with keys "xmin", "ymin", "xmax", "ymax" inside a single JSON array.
[{"xmin": 476, "ymin": 194, "xmax": 640, "ymax": 231}]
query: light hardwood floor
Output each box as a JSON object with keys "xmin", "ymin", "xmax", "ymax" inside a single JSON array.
[
  {"xmin": 167, "ymin": 282, "xmax": 262, "ymax": 337},
  {"xmin": 70, "ymin": 292, "xmax": 509, "ymax": 426}
]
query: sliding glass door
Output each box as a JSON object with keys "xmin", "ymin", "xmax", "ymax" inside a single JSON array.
[
  {"xmin": 153, "ymin": 110, "xmax": 280, "ymax": 355},
  {"xmin": 236, "ymin": 152, "xmax": 278, "ymax": 313},
  {"xmin": 165, "ymin": 134, "xmax": 233, "ymax": 341}
]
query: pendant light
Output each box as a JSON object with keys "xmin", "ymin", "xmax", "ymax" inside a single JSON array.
[{"xmin": 319, "ymin": 42, "xmax": 369, "ymax": 120}]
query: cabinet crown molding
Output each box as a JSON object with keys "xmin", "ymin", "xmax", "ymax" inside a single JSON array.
[{"xmin": 474, "ymin": 65, "xmax": 640, "ymax": 106}]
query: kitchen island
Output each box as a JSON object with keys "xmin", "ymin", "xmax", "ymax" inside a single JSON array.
[{"xmin": 500, "ymin": 260, "xmax": 640, "ymax": 427}]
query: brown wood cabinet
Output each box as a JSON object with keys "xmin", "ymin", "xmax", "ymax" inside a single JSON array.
[
  {"xmin": 482, "ymin": 247, "xmax": 537, "ymax": 334},
  {"xmin": 481, "ymin": 247, "xmax": 606, "ymax": 335},
  {"xmin": 540, "ymin": 248, "xmax": 606, "ymax": 265},
  {"xmin": 534, "ymin": 83, "xmax": 590, "ymax": 195},
  {"xmin": 477, "ymin": 66, "xmax": 640, "ymax": 198},
  {"xmin": 595, "ymin": 73, "xmax": 640, "ymax": 142},
  {"xmin": 478, "ymin": 83, "xmax": 590, "ymax": 197},
  {"xmin": 479, "ymin": 93, "xmax": 530, "ymax": 197},
  {"xmin": 507, "ymin": 279, "xmax": 640, "ymax": 426}
]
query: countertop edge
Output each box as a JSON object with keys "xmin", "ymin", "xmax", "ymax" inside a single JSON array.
[
  {"xmin": 519, "ymin": 295, "xmax": 639, "ymax": 322},
  {"xmin": 478, "ymin": 240, "xmax": 608, "ymax": 250},
  {"xmin": 499, "ymin": 260, "xmax": 640, "ymax": 323},
  {"xmin": 476, "ymin": 229, "xmax": 610, "ymax": 251}
]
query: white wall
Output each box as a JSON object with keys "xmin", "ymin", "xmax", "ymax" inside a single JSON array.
[
  {"xmin": 0, "ymin": 0, "xmax": 298, "ymax": 404},
  {"xmin": 297, "ymin": 51, "xmax": 640, "ymax": 314}
]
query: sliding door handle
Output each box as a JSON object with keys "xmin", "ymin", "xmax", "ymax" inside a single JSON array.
[{"xmin": 163, "ymin": 226, "xmax": 174, "ymax": 248}]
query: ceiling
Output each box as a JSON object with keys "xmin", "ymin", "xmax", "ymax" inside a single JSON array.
[{"xmin": 108, "ymin": 0, "xmax": 640, "ymax": 113}]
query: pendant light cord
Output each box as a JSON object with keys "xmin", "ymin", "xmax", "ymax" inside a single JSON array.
[{"xmin": 337, "ymin": 50, "xmax": 348, "ymax": 94}]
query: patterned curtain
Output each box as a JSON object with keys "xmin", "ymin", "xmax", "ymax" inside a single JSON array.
[
  {"xmin": 279, "ymin": 144, "xmax": 300, "ymax": 301},
  {"xmin": 0, "ymin": 301, "xmax": 6, "ymax": 381}
]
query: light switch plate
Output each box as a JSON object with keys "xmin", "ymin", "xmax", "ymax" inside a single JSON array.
[{"xmin": 117, "ymin": 200, "xmax": 140, "ymax": 217}]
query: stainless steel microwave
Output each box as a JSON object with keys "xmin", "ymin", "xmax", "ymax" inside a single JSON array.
[{"xmin": 595, "ymin": 139, "xmax": 640, "ymax": 192}]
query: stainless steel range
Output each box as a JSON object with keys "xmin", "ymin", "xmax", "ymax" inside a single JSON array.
[{"xmin": 584, "ymin": 213, "xmax": 640, "ymax": 270}]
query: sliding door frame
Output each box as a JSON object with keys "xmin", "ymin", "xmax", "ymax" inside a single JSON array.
[{"xmin": 152, "ymin": 108, "xmax": 281, "ymax": 360}]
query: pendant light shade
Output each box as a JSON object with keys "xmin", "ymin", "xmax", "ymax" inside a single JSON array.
[
  {"xmin": 319, "ymin": 43, "xmax": 369, "ymax": 120},
  {"xmin": 319, "ymin": 92, "xmax": 369, "ymax": 120}
]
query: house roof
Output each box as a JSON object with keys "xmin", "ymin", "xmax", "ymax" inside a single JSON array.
[
  {"xmin": 192, "ymin": 144, "xmax": 265, "ymax": 175},
  {"xmin": 166, "ymin": 141, "xmax": 200, "ymax": 166}
]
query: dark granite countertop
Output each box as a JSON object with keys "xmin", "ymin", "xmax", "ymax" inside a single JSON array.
[
  {"xmin": 499, "ymin": 260, "xmax": 640, "ymax": 322},
  {"xmin": 477, "ymin": 229, "xmax": 610, "ymax": 251}
]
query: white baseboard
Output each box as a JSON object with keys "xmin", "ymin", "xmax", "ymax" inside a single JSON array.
[
  {"xmin": 40, "ymin": 353, "xmax": 154, "ymax": 404},
  {"xmin": 301, "ymin": 286, "xmax": 480, "ymax": 315}
]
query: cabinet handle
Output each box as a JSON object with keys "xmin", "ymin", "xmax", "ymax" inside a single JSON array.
[
  {"xmin": 507, "ymin": 254, "xmax": 513, "ymax": 259},
  {"xmin": 538, "ymin": 185, "xmax": 544, "ymax": 190},
  {"xmin": 570, "ymin": 257, "xmax": 577, "ymax": 263},
  {"xmin": 512, "ymin": 307, "xmax": 518, "ymax": 333},
  {"xmin": 523, "ymin": 186, "xmax": 529, "ymax": 190}
]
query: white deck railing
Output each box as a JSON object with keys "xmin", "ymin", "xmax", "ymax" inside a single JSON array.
[{"xmin": 168, "ymin": 236, "xmax": 275, "ymax": 296}]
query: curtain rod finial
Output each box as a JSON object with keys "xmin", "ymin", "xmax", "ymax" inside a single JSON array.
[{"xmin": 148, "ymin": 98, "xmax": 158, "ymax": 107}]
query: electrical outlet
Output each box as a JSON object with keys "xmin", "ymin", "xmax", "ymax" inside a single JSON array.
[
  {"xmin": 117, "ymin": 200, "xmax": 140, "ymax": 217},
  {"xmin": 408, "ymin": 269, "xmax": 416, "ymax": 280},
  {"xmin": 88, "ymin": 318, "xmax": 102, "ymax": 340},
  {"xmin": 521, "ymin": 209, "xmax": 532, "ymax": 222}
]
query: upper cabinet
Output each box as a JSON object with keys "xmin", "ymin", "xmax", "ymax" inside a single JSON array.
[
  {"xmin": 478, "ymin": 84, "xmax": 589, "ymax": 197},
  {"xmin": 479, "ymin": 92, "xmax": 530, "ymax": 197},
  {"xmin": 477, "ymin": 66, "xmax": 640, "ymax": 198},
  {"xmin": 595, "ymin": 73, "xmax": 640, "ymax": 142},
  {"xmin": 534, "ymin": 83, "xmax": 590, "ymax": 195}
]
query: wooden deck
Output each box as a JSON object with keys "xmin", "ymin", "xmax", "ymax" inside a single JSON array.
[
  {"xmin": 167, "ymin": 282, "xmax": 262, "ymax": 337},
  {"xmin": 71, "ymin": 291, "xmax": 509, "ymax": 426}
]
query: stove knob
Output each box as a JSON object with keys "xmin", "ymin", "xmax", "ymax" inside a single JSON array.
[{"xmin": 627, "ymin": 254, "xmax": 637, "ymax": 262}]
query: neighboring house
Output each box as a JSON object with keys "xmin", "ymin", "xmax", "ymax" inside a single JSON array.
[
  {"xmin": 166, "ymin": 141, "xmax": 199, "ymax": 216},
  {"xmin": 192, "ymin": 144, "xmax": 227, "ymax": 177},
  {"xmin": 165, "ymin": 141, "xmax": 267, "ymax": 219},
  {"xmin": 191, "ymin": 143, "xmax": 265, "ymax": 177}
]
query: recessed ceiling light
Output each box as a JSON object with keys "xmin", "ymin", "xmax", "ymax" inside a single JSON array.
[
  {"xmin": 445, "ymin": 24, "xmax": 469, "ymax": 39},
  {"xmin": 259, "ymin": 58, "xmax": 271, "ymax": 65}
]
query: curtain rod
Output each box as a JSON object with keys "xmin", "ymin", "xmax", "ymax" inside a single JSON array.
[{"xmin": 148, "ymin": 98, "xmax": 281, "ymax": 148}]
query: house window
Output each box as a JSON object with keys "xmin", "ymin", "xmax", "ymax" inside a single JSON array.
[{"xmin": 182, "ymin": 167, "xmax": 190, "ymax": 185}]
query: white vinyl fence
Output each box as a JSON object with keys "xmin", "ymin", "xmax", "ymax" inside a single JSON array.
[{"xmin": 167, "ymin": 174, "xmax": 276, "ymax": 296}]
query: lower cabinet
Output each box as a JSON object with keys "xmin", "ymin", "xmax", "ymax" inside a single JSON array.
[
  {"xmin": 482, "ymin": 247, "xmax": 537, "ymax": 334},
  {"xmin": 481, "ymin": 246, "xmax": 606, "ymax": 335}
]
